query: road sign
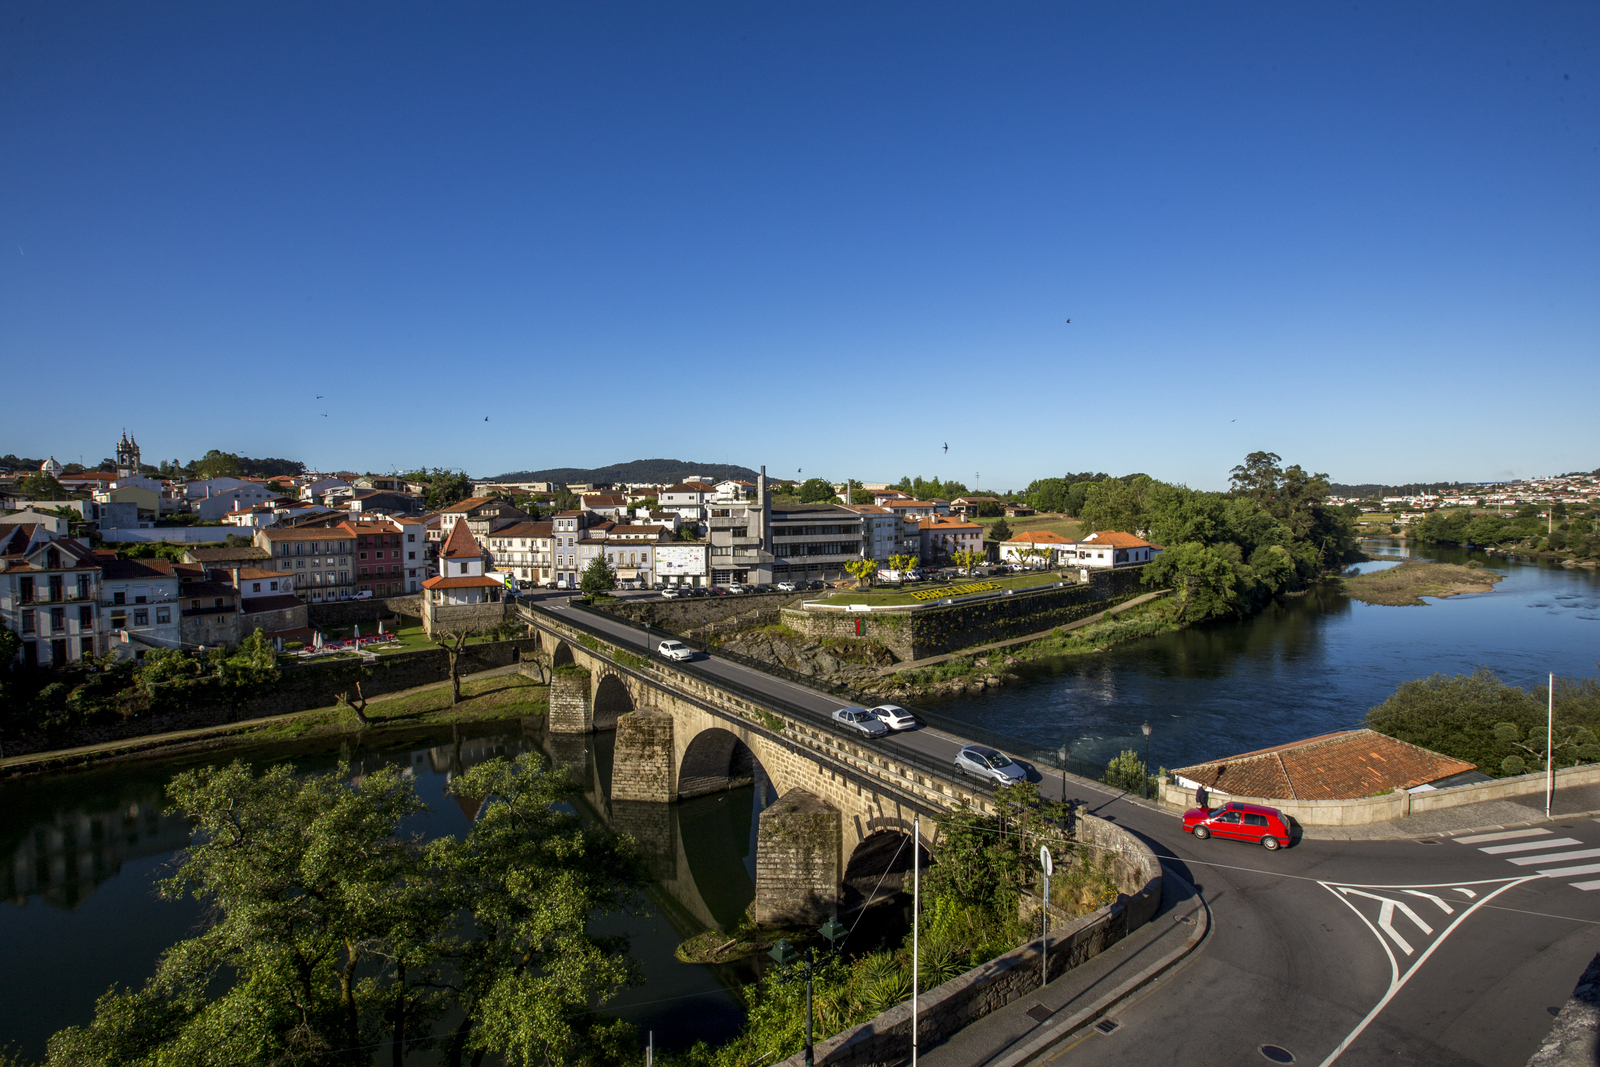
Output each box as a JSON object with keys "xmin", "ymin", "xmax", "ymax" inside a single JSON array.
[{"xmin": 1040, "ymin": 845, "xmax": 1053, "ymax": 876}]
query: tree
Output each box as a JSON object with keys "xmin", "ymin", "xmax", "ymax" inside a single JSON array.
[
  {"xmin": 850, "ymin": 489, "xmax": 875, "ymax": 505},
  {"xmin": 427, "ymin": 470, "xmax": 473, "ymax": 510},
  {"xmin": 951, "ymin": 549, "xmax": 984, "ymax": 575},
  {"xmin": 194, "ymin": 449, "xmax": 244, "ymax": 480},
  {"xmin": 1140, "ymin": 542, "xmax": 1246, "ymax": 622},
  {"xmin": 798, "ymin": 478, "xmax": 836, "ymax": 503},
  {"xmin": 1228, "ymin": 451, "xmax": 1283, "ymax": 504},
  {"xmin": 887, "ymin": 553, "xmax": 919, "ymax": 582},
  {"xmin": 1494, "ymin": 723, "xmax": 1600, "ymax": 776},
  {"xmin": 988, "ymin": 518, "xmax": 1013, "ymax": 544},
  {"xmin": 1103, "ymin": 749, "xmax": 1150, "ymax": 794},
  {"xmin": 843, "ymin": 559, "xmax": 877, "ymax": 589},
  {"xmin": 580, "ymin": 556, "xmax": 617, "ymax": 597},
  {"xmin": 15, "ymin": 470, "xmax": 66, "ymax": 499},
  {"xmin": 551, "ymin": 488, "xmax": 581, "ymax": 513},
  {"xmin": 433, "ymin": 755, "xmax": 645, "ymax": 1066},
  {"xmin": 432, "ymin": 628, "xmax": 485, "ymax": 705}
]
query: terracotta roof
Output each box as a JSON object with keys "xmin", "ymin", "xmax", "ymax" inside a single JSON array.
[
  {"xmin": 490, "ymin": 521, "xmax": 554, "ymax": 538},
  {"xmin": 1171, "ymin": 730, "xmax": 1477, "ymax": 801},
  {"xmin": 439, "ymin": 520, "xmax": 482, "ymax": 560},
  {"xmin": 235, "ymin": 567, "xmax": 286, "ymax": 581},
  {"xmin": 663, "ymin": 482, "xmax": 714, "ymax": 493},
  {"xmin": 1077, "ymin": 531, "xmax": 1155, "ymax": 550},
  {"xmin": 186, "ymin": 546, "xmax": 272, "ymax": 561},
  {"xmin": 919, "ymin": 516, "xmax": 980, "ymax": 530},
  {"xmin": 180, "ymin": 580, "xmax": 236, "ymax": 598},
  {"xmin": 1006, "ymin": 530, "xmax": 1072, "ymax": 544},
  {"xmin": 421, "ymin": 574, "xmax": 504, "ymax": 589},
  {"xmin": 101, "ymin": 558, "xmax": 178, "ymax": 580},
  {"xmin": 440, "ymin": 496, "xmax": 497, "ymax": 513}
]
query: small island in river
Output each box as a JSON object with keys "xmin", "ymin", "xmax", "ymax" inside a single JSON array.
[{"xmin": 1341, "ymin": 560, "xmax": 1503, "ymax": 606}]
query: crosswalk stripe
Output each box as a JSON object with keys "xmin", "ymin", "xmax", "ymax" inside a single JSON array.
[
  {"xmin": 1506, "ymin": 848, "xmax": 1600, "ymax": 866},
  {"xmin": 1536, "ymin": 863, "xmax": 1600, "ymax": 878},
  {"xmin": 1480, "ymin": 838, "xmax": 1582, "ymax": 854},
  {"xmin": 1571, "ymin": 880, "xmax": 1600, "ymax": 891},
  {"xmin": 1454, "ymin": 828, "xmax": 1554, "ymax": 844}
]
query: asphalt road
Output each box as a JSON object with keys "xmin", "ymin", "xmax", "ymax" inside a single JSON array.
[{"xmin": 524, "ymin": 594, "xmax": 1600, "ymax": 1066}]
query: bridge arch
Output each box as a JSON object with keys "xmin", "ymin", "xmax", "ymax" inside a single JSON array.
[
  {"xmin": 592, "ymin": 672, "xmax": 634, "ymax": 731},
  {"xmin": 548, "ymin": 637, "xmax": 574, "ymax": 669},
  {"xmin": 679, "ymin": 726, "xmax": 760, "ymax": 800}
]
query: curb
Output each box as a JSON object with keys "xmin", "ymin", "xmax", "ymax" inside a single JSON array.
[
  {"xmin": 987, "ymin": 864, "xmax": 1210, "ymax": 1067},
  {"xmin": 1302, "ymin": 807, "xmax": 1600, "ymax": 842}
]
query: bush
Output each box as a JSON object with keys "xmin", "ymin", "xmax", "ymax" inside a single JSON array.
[{"xmin": 1103, "ymin": 749, "xmax": 1151, "ymax": 794}]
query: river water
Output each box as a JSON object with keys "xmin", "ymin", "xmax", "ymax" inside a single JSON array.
[
  {"xmin": 0, "ymin": 722, "xmax": 769, "ymax": 1061},
  {"xmin": 5, "ymin": 542, "xmax": 1597, "ymax": 1060},
  {"xmin": 927, "ymin": 541, "xmax": 1600, "ymax": 777}
]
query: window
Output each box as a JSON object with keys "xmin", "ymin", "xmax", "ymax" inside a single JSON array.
[
  {"xmin": 134, "ymin": 593, "xmax": 147, "ymax": 604},
  {"xmin": 156, "ymin": 607, "xmax": 171, "ymax": 624},
  {"xmin": 407, "ymin": 533, "xmax": 415, "ymax": 542},
  {"xmin": 339, "ymin": 571, "xmax": 348, "ymax": 583},
  {"xmin": 50, "ymin": 607, "xmax": 65, "ymax": 632},
  {"xmin": 19, "ymin": 577, "xmax": 34, "ymax": 603},
  {"xmin": 252, "ymin": 583, "xmax": 262, "ymax": 593},
  {"xmin": 21, "ymin": 609, "xmax": 34, "ymax": 634},
  {"xmin": 113, "ymin": 591, "xmax": 126, "ymax": 605},
  {"xmin": 134, "ymin": 609, "xmax": 149, "ymax": 626},
  {"xmin": 408, "ymin": 551, "xmax": 415, "ymax": 560},
  {"xmin": 79, "ymin": 606, "xmax": 92, "ymax": 627},
  {"xmin": 191, "ymin": 600, "xmax": 200, "ymax": 611},
  {"xmin": 270, "ymin": 581, "xmax": 278, "ymax": 591},
  {"xmin": 214, "ymin": 598, "xmax": 224, "ymax": 608},
  {"xmin": 1243, "ymin": 813, "xmax": 1269, "ymax": 827},
  {"xmin": 459, "ymin": 562, "xmax": 469, "ymax": 574},
  {"xmin": 359, "ymin": 551, "xmax": 367, "ymax": 560},
  {"xmin": 80, "ymin": 636, "xmax": 93, "ymax": 659}
]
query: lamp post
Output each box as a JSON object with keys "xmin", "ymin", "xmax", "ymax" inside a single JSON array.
[
  {"xmin": 771, "ymin": 916, "xmax": 849, "ymax": 1067},
  {"xmin": 1140, "ymin": 721, "xmax": 1153, "ymax": 800},
  {"xmin": 1056, "ymin": 741, "xmax": 1071, "ymax": 827}
]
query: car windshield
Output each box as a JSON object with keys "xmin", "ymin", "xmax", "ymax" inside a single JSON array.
[{"xmin": 988, "ymin": 754, "xmax": 1014, "ymax": 768}]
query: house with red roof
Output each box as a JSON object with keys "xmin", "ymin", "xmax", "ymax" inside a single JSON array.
[{"xmin": 421, "ymin": 520, "xmax": 509, "ymax": 635}]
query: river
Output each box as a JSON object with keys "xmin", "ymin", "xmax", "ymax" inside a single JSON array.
[
  {"xmin": 925, "ymin": 541, "xmax": 1600, "ymax": 777},
  {"xmin": 0, "ymin": 722, "xmax": 770, "ymax": 1061}
]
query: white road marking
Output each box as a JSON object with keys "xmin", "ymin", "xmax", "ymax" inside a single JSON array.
[
  {"xmin": 1572, "ymin": 880, "xmax": 1600, "ymax": 891},
  {"xmin": 1536, "ymin": 862, "xmax": 1600, "ymax": 878},
  {"xmin": 1338, "ymin": 888, "xmax": 1433, "ymax": 954},
  {"xmin": 1506, "ymin": 848, "xmax": 1600, "ymax": 866},
  {"xmin": 1480, "ymin": 838, "xmax": 1582, "ymax": 854},
  {"xmin": 1453, "ymin": 887, "xmax": 1478, "ymax": 898},
  {"xmin": 1454, "ymin": 828, "xmax": 1553, "ymax": 844},
  {"xmin": 1318, "ymin": 877, "xmax": 1536, "ymax": 1067},
  {"xmin": 1400, "ymin": 889, "xmax": 1455, "ymax": 915}
]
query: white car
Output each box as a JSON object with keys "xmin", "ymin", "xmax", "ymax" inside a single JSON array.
[
  {"xmin": 658, "ymin": 639, "xmax": 694, "ymax": 662},
  {"xmin": 832, "ymin": 706, "xmax": 889, "ymax": 738},
  {"xmin": 726, "ymin": 583, "xmax": 747, "ymax": 594},
  {"xmin": 776, "ymin": 581, "xmax": 798, "ymax": 592},
  {"xmin": 661, "ymin": 587, "xmax": 682, "ymax": 599},
  {"xmin": 870, "ymin": 705, "xmax": 918, "ymax": 731},
  {"xmin": 954, "ymin": 744, "xmax": 1027, "ymax": 784}
]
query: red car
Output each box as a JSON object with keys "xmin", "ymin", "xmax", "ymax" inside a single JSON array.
[{"xmin": 1183, "ymin": 802, "xmax": 1291, "ymax": 851}]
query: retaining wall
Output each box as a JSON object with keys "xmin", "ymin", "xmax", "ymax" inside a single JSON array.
[
  {"xmin": 781, "ymin": 567, "xmax": 1150, "ymax": 662},
  {"xmin": 1159, "ymin": 761, "xmax": 1600, "ymax": 826},
  {"xmin": 774, "ymin": 812, "xmax": 1161, "ymax": 1067},
  {"xmin": 307, "ymin": 596, "xmax": 421, "ymax": 627}
]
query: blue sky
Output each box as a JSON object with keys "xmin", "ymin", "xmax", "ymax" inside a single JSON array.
[{"xmin": 1, "ymin": 2, "xmax": 1595, "ymax": 490}]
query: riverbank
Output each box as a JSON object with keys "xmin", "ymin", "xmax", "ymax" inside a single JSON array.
[
  {"xmin": 0, "ymin": 669, "xmax": 549, "ymax": 778},
  {"xmin": 1341, "ymin": 560, "xmax": 1503, "ymax": 606}
]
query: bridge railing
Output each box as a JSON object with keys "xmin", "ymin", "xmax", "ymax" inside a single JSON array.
[{"xmin": 517, "ymin": 599, "xmax": 998, "ymax": 804}]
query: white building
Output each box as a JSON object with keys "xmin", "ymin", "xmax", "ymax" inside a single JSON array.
[
  {"xmin": 659, "ymin": 481, "xmax": 717, "ymax": 523},
  {"xmin": 100, "ymin": 557, "xmax": 184, "ymax": 656},
  {"xmin": 843, "ymin": 505, "xmax": 917, "ymax": 563},
  {"xmin": 1060, "ymin": 530, "xmax": 1161, "ymax": 568},
  {"xmin": 486, "ymin": 520, "xmax": 554, "ymax": 587},
  {"xmin": 655, "ymin": 541, "xmax": 710, "ymax": 587},
  {"xmin": 0, "ymin": 526, "xmax": 106, "ymax": 668}
]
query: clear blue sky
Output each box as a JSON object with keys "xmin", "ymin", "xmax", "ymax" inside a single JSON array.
[{"xmin": 1, "ymin": 2, "xmax": 1595, "ymax": 490}]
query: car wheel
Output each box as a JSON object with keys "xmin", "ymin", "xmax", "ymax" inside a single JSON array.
[
  {"xmin": 1260, "ymin": 835, "xmax": 1281, "ymax": 851},
  {"xmin": 1192, "ymin": 825, "xmax": 1210, "ymax": 840}
]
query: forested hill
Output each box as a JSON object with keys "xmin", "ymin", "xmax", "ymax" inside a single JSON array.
[
  {"xmin": 488, "ymin": 458, "xmax": 759, "ymax": 485},
  {"xmin": 1330, "ymin": 480, "xmax": 1491, "ymax": 497}
]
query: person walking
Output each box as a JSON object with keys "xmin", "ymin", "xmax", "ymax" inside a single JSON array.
[{"xmin": 1194, "ymin": 782, "xmax": 1209, "ymax": 810}]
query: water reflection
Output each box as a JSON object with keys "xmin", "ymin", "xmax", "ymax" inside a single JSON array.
[
  {"xmin": 0, "ymin": 719, "xmax": 774, "ymax": 1059},
  {"xmin": 930, "ymin": 542, "xmax": 1600, "ymax": 774}
]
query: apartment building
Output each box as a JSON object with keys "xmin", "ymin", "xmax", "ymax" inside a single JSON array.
[
  {"xmin": 843, "ymin": 505, "xmax": 918, "ymax": 562},
  {"xmin": 0, "ymin": 525, "xmax": 105, "ymax": 668},
  {"xmin": 486, "ymin": 520, "xmax": 555, "ymax": 586},
  {"xmin": 100, "ymin": 557, "xmax": 182, "ymax": 655},
  {"xmin": 438, "ymin": 497, "xmax": 532, "ymax": 541},
  {"xmin": 917, "ymin": 515, "xmax": 984, "ymax": 565},
  {"xmin": 704, "ymin": 468, "xmax": 866, "ymax": 586}
]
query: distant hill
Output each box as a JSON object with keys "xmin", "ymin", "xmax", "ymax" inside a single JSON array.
[
  {"xmin": 488, "ymin": 458, "xmax": 760, "ymax": 486},
  {"xmin": 1330, "ymin": 480, "xmax": 1493, "ymax": 497}
]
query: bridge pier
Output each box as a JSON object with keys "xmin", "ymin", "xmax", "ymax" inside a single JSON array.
[
  {"xmin": 612, "ymin": 710, "xmax": 677, "ymax": 802},
  {"xmin": 548, "ymin": 670, "xmax": 593, "ymax": 733},
  {"xmin": 753, "ymin": 787, "xmax": 841, "ymax": 925}
]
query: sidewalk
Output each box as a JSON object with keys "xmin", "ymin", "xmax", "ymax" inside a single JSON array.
[
  {"xmin": 0, "ymin": 664, "xmax": 524, "ymax": 775},
  {"xmin": 1298, "ymin": 782, "xmax": 1600, "ymax": 841},
  {"xmin": 919, "ymin": 865, "xmax": 1208, "ymax": 1067}
]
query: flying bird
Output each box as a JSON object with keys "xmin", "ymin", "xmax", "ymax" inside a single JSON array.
[
  {"xmin": 1065, "ymin": 319, "xmax": 1071, "ymax": 324},
  {"xmin": 943, "ymin": 443, "xmax": 948, "ymax": 453},
  {"xmin": 321, "ymin": 413, "xmax": 328, "ymax": 418},
  {"xmin": 316, "ymin": 395, "xmax": 324, "ymax": 399}
]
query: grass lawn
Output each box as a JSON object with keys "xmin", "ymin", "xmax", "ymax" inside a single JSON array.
[
  {"xmin": 812, "ymin": 570, "xmax": 1072, "ymax": 607},
  {"xmin": 242, "ymin": 673, "xmax": 549, "ymax": 745},
  {"xmin": 972, "ymin": 513, "xmax": 1084, "ymax": 539},
  {"xmin": 312, "ymin": 622, "xmax": 501, "ymax": 656}
]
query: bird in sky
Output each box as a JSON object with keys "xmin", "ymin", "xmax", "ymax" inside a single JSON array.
[
  {"xmin": 484, "ymin": 416, "xmax": 489, "ymax": 422},
  {"xmin": 1065, "ymin": 319, "xmax": 1071, "ymax": 324},
  {"xmin": 943, "ymin": 442, "xmax": 948, "ymax": 453},
  {"xmin": 321, "ymin": 413, "xmax": 328, "ymax": 418},
  {"xmin": 316, "ymin": 395, "xmax": 324, "ymax": 399}
]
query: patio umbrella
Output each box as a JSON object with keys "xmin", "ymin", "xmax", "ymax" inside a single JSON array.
[
  {"xmin": 353, "ymin": 624, "xmax": 360, "ymax": 645},
  {"xmin": 378, "ymin": 619, "xmax": 384, "ymax": 635}
]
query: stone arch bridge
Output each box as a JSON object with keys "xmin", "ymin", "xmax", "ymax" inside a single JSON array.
[{"xmin": 517, "ymin": 602, "xmax": 995, "ymax": 926}]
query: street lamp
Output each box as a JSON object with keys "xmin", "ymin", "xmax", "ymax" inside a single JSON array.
[
  {"xmin": 1140, "ymin": 721, "xmax": 1153, "ymax": 800},
  {"xmin": 770, "ymin": 917, "xmax": 850, "ymax": 1067},
  {"xmin": 1055, "ymin": 741, "xmax": 1071, "ymax": 829}
]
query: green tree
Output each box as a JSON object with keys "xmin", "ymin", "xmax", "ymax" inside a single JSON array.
[
  {"xmin": 580, "ymin": 556, "xmax": 617, "ymax": 597},
  {"xmin": 427, "ymin": 470, "xmax": 474, "ymax": 510},
  {"xmin": 951, "ymin": 549, "xmax": 984, "ymax": 575},
  {"xmin": 1103, "ymin": 749, "xmax": 1150, "ymax": 794},
  {"xmin": 887, "ymin": 553, "xmax": 919, "ymax": 582},
  {"xmin": 15, "ymin": 470, "xmax": 66, "ymax": 499},
  {"xmin": 849, "ymin": 489, "xmax": 875, "ymax": 505},
  {"xmin": 551, "ymin": 487, "xmax": 581, "ymax": 513},
  {"xmin": 1076, "ymin": 476, "xmax": 1152, "ymax": 535},
  {"xmin": 1141, "ymin": 542, "xmax": 1245, "ymax": 622},
  {"xmin": 988, "ymin": 518, "xmax": 1013, "ymax": 544},
  {"xmin": 194, "ymin": 449, "xmax": 244, "ymax": 480},
  {"xmin": 843, "ymin": 559, "xmax": 877, "ymax": 589},
  {"xmin": 798, "ymin": 478, "xmax": 836, "ymax": 503}
]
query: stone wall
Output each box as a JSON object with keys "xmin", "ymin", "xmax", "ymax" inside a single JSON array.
[
  {"xmin": 547, "ymin": 669, "xmax": 593, "ymax": 734},
  {"xmin": 772, "ymin": 811, "xmax": 1162, "ymax": 1067},
  {"xmin": 424, "ymin": 600, "xmax": 510, "ymax": 636},
  {"xmin": 612, "ymin": 710, "xmax": 677, "ymax": 802},
  {"xmin": 307, "ymin": 596, "xmax": 421, "ymax": 628},
  {"xmin": 754, "ymin": 788, "xmax": 842, "ymax": 925},
  {"xmin": 782, "ymin": 567, "xmax": 1151, "ymax": 662},
  {"xmin": 595, "ymin": 591, "xmax": 806, "ymax": 632}
]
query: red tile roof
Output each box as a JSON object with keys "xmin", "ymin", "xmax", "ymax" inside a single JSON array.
[
  {"xmin": 1077, "ymin": 530, "xmax": 1155, "ymax": 549},
  {"xmin": 439, "ymin": 520, "xmax": 482, "ymax": 560},
  {"xmin": 422, "ymin": 575, "xmax": 504, "ymax": 589},
  {"xmin": 1006, "ymin": 529, "xmax": 1071, "ymax": 544},
  {"xmin": 1172, "ymin": 730, "xmax": 1477, "ymax": 801}
]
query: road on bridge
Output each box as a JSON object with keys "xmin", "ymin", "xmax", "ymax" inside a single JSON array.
[{"xmin": 524, "ymin": 593, "xmax": 1600, "ymax": 1066}]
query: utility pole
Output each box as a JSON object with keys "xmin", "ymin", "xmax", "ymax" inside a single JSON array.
[
  {"xmin": 912, "ymin": 813, "xmax": 920, "ymax": 1067},
  {"xmin": 1547, "ymin": 672, "xmax": 1555, "ymax": 819}
]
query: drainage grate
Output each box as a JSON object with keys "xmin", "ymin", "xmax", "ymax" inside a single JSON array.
[
  {"xmin": 1259, "ymin": 1045, "xmax": 1295, "ymax": 1063},
  {"xmin": 1026, "ymin": 1005, "xmax": 1053, "ymax": 1023},
  {"xmin": 1094, "ymin": 1019, "xmax": 1120, "ymax": 1035}
]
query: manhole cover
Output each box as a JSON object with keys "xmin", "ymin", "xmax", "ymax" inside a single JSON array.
[
  {"xmin": 1260, "ymin": 1046, "xmax": 1295, "ymax": 1063},
  {"xmin": 1026, "ymin": 1004, "xmax": 1053, "ymax": 1023},
  {"xmin": 1094, "ymin": 1019, "xmax": 1120, "ymax": 1035}
]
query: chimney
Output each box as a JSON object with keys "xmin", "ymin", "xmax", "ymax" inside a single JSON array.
[{"xmin": 757, "ymin": 465, "xmax": 766, "ymax": 507}]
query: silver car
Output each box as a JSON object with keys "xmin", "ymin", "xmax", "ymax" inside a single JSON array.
[
  {"xmin": 954, "ymin": 744, "xmax": 1027, "ymax": 784},
  {"xmin": 870, "ymin": 704, "xmax": 918, "ymax": 731},
  {"xmin": 832, "ymin": 706, "xmax": 889, "ymax": 738}
]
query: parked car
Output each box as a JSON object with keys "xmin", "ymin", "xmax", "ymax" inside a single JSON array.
[
  {"xmin": 726, "ymin": 583, "xmax": 747, "ymax": 594},
  {"xmin": 954, "ymin": 744, "xmax": 1027, "ymax": 784},
  {"xmin": 809, "ymin": 579, "xmax": 826, "ymax": 590},
  {"xmin": 353, "ymin": 590, "xmax": 373, "ymax": 600},
  {"xmin": 1183, "ymin": 802, "xmax": 1291, "ymax": 851},
  {"xmin": 776, "ymin": 580, "xmax": 798, "ymax": 592},
  {"xmin": 661, "ymin": 587, "xmax": 682, "ymax": 599},
  {"xmin": 832, "ymin": 706, "xmax": 889, "ymax": 738},
  {"xmin": 658, "ymin": 639, "xmax": 695, "ymax": 662},
  {"xmin": 870, "ymin": 704, "xmax": 918, "ymax": 731}
]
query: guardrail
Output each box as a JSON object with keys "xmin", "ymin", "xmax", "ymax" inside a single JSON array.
[{"xmin": 516, "ymin": 599, "xmax": 999, "ymax": 809}]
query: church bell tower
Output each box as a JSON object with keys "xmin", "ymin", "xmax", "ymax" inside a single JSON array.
[{"xmin": 116, "ymin": 431, "xmax": 141, "ymax": 479}]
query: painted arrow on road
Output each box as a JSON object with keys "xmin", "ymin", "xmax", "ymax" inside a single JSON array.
[{"xmin": 1314, "ymin": 876, "xmax": 1536, "ymax": 1067}]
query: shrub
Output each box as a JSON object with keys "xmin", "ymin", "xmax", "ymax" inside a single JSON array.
[{"xmin": 1103, "ymin": 749, "xmax": 1150, "ymax": 794}]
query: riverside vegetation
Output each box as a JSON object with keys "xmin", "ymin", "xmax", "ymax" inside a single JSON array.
[{"xmin": 1340, "ymin": 560, "xmax": 1503, "ymax": 606}]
